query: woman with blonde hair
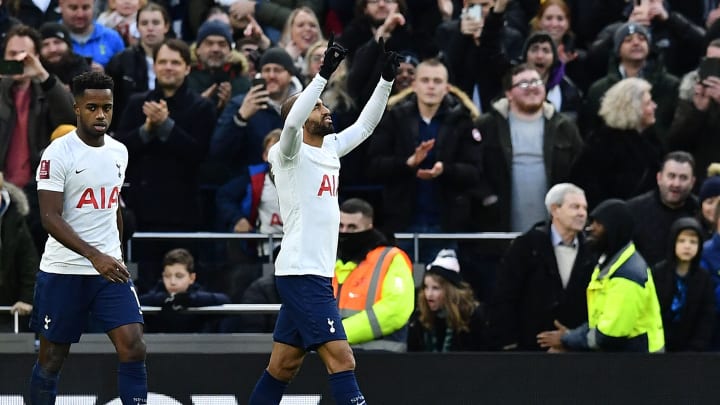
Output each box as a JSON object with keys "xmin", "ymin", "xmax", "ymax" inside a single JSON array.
[
  {"xmin": 278, "ymin": 6, "xmax": 323, "ymax": 73},
  {"xmin": 302, "ymin": 39, "xmax": 327, "ymax": 85},
  {"xmin": 570, "ymin": 77, "xmax": 664, "ymax": 208},
  {"xmin": 407, "ymin": 250, "xmax": 486, "ymax": 352}
]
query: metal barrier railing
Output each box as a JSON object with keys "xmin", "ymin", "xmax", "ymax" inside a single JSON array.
[
  {"xmin": 4, "ymin": 232, "xmax": 521, "ymax": 334},
  {"xmin": 128, "ymin": 232, "xmax": 521, "ymax": 262},
  {"xmin": 0, "ymin": 304, "xmax": 282, "ymax": 334}
]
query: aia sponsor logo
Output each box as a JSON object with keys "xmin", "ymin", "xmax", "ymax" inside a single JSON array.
[
  {"xmin": 76, "ymin": 186, "xmax": 121, "ymax": 209},
  {"xmin": 317, "ymin": 174, "xmax": 338, "ymax": 197}
]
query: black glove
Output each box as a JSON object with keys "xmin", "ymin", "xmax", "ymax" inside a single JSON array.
[
  {"xmin": 163, "ymin": 292, "xmax": 191, "ymax": 311},
  {"xmin": 319, "ymin": 34, "xmax": 348, "ymax": 80},
  {"xmin": 379, "ymin": 37, "xmax": 402, "ymax": 81}
]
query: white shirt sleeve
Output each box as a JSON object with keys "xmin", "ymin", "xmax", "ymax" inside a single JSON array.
[
  {"xmin": 277, "ymin": 74, "xmax": 327, "ymax": 160},
  {"xmin": 334, "ymin": 78, "xmax": 393, "ymax": 158}
]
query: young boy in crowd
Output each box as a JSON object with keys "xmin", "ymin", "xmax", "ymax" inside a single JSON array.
[{"xmin": 139, "ymin": 248, "xmax": 230, "ymax": 332}]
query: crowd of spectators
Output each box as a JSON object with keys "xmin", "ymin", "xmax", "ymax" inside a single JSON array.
[{"xmin": 2, "ymin": 0, "xmax": 720, "ymax": 350}]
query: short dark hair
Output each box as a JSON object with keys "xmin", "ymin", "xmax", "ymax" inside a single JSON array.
[
  {"xmin": 280, "ymin": 92, "xmax": 301, "ymax": 124},
  {"xmin": 2, "ymin": 24, "xmax": 42, "ymax": 57},
  {"xmin": 662, "ymin": 151, "xmax": 696, "ymax": 173},
  {"xmin": 71, "ymin": 72, "xmax": 114, "ymax": 98},
  {"xmin": 340, "ymin": 198, "xmax": 374, "ymax": 220},
  {"xmin": 163, "ymin": 248, "xmax": 195, "ymax": 273},
  {"xmin": 137, "ymin": 2, "xmax": 171, "ymax": 26},
  {"xmin": 154, "ymin": 38, "xmax": 191, "ymax": 65},
  {"xmin": 502, "ymin": 63, "xmax": 539, "ymax": 91}
]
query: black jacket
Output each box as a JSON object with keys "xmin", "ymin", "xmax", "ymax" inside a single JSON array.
[
  {"xmin": 114, "ymin": 81, "xmax": 216, "ymax": 231},
  {"xmin": 139, "ymin": 282, "xmax": 230, "ymax": 333},
  {"xmin": 487, "ymin": 222, "xmax": 596, "ymax": 350},
  {"xmin": 367, "ymin": 86, "xmax": 483, "ymax": 233},
  {"xmin": 652, "ymin": 217, "xmax": 715, "ymax": 351},
  {"xmin": 627, "ymin": 189, "xmax": 700, "ymax": 267},
  {"xmin": 476, "ymin": 98, "xmax": 583, "ymax": 231},
  {"xmin": 570, "ymin": 126, "xmax": 664, "ymax": 209},
  {"xmin": 106, "ymin": 45, "xmax": 151, "ymax": 131}
]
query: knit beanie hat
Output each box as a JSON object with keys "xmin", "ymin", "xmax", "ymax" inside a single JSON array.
[
  {"xmin": 196, "ymin": 20, "xmax": 233, "ymax": 47},
  {"xmin": 259, "ymin": 47, "xmax": 296, "ymax": 74},
  {"xmin": 613, "ymin": 22, "xmax": 651, "ymax": 56},
  {"xmin": 426, "ymin": 249, "xmax": 463, "ymax": 287},
  {"xmin": 39, "ymin": 22, "xmax": 72, "ymax": 49},
  {"xmin": 699, "ymin": 176, "xmax": 720, "ymax": 202}
]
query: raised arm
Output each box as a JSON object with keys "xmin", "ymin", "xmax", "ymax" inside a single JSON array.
[
  {"xmin": 277, "ymin": 36, "xmax": 347, "ymax": 157},
  {"xmin": 335, "ymin": 38, "xmax": 400, "ymax": 157}
]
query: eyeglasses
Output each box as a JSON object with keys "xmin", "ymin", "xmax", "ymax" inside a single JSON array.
[
  {"xmin": 310, "ymin": 54, "xmax": 323, "ymax": 63},
  {"xmin": 511, "ymin": 79, "xmax": 544, "ymax": 89},
  {"xmin": 367, "ymin": 0, "xmax": 397, "ymax": 4}
]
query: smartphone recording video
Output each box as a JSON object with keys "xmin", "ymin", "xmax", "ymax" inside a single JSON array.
[{"xmin": 0, "ymin": 60, "xmax": 23, "ymax": 75}]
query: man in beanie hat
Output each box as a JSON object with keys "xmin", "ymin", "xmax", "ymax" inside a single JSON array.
[
  {"xmin": 537, "ymin": 198, "xmax": 665, "ymax": 353},
  {"xmin": 581, "ymin": 18, "xmax": 680, "ymax": 140},
  {"xmin": 188, "ymin": 19, "xmax": 250, "ymax": 112},
  {"xmin": 38, "ymin": 22, "xmax": 91, "ymax": 87},
  {"xmin": 210, "ymin": 46, "xmax": 303, "ymax": 181},
  {"xmin": 247, "ymin": 37, "xmax": 400, "ymax": 405}
]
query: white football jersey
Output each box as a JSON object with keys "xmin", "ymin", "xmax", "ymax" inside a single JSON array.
[
  {"xmin": 36, "ymin": 131, "xmax": 128, "ymax": 275},
  {"xmin": 270, "ymin": 74, "xmax": 392, "ymax": 277}
]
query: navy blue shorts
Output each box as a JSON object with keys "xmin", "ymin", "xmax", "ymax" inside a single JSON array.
[
  {"xmin": 30, "ymin": 271, "xmax": 144, "ymax": 343},
  {"xmin": 273, "ymin": 275, "xmax": 346, "ymax": 351}
]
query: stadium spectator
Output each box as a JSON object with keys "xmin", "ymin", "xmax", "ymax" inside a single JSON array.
[
  {"xmin": 0, "ymin": 171, "xmax": 38, "ymax": 333},
  {"xmin": 476, "ymin": 63, "xmax": 583, "ymax": 232},
  {"xmin": 367, "ymin": 58, "xmax": 482, "ymax": 262},
  {"xmin": 0, "ymin": 0, "xmax": 20, "ymax": 48},
  {"xmin": 487, "ymin": 183, "xmax": 595, "ymax": 351},
  {"xmin": 227, "ymin": 0, "xmax": 326, "ymax": 44},
  {"xmin": 278, "ymin": 6, "xmax": 323, "ymax": 73},
  {"xmin": 697, "ymin": 168, "xmax": 720, "ymax": 239},
  {"xmin": 581, "ymin": 21, "xmax": 679, "ymax": 141},
  {"xmin": 439, "ymin": 0, "xmax": 521, "ymax": 113},
  {"xmin": 139, "ymin": 248, "xmax": 230, "ymax": 333},
  {"xmin": 218, "ymin": 271, "xmax": 280, "ymax": 333},
  {"xmin": 38, "ymin": 22, "xmax": 91, "ymax": 88},
  {"xmin": 334, "ymin": 198, "xmax": 415, "ymax": 352},
  {"xmin": 571, "ymin": 78, "xmax": 664, "ymax": 209},
  {"xmin": 59, "ymin": 0, "xmax": 125, "ymax": 69},
  {"xmin": 407, "ymin": 249, "xmax": 487, "ymax": 351},
  {"xmin": 520, "ymin": 31, "xmax": 583, "ymax": 122},
  {"xmin": 652, "ymin": 217, "xmax": 715, "ymax": 351},
  {"xmin": 667, "ymin": 39, "xmax": 720, "ymax": 186},
  {"xmin": 97, "ymin": 0, "xmax": 145, "ymax": 46},
  {"xmin": 0, "ymin": 24, "xmax": 76, "ymax": 252},
  {"xmin": 627, "ymin": 151, "xmax": 699, "ymax": 267},
  {"xmin": 106, "ymin": 2, "xmax": 171, "ymax": 131},
  {"xmin": 537, "ymin": 199, "xmax": 665, "ymax": 353},
  {"xmin": 5, "ymin": 0, "xmax": 60, "ymax": 29},
  {"xmin": 188, "ymin": 20, "xmax": 251, "ymax": 112},
  {"xmin": 210, "ymin": 47, "xmax": 303, "ymax": 181}
]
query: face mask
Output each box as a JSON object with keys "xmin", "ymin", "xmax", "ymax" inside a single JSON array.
[{"xmin": 337, "ymin": 229, "xmax": 380, "ymax": 262}]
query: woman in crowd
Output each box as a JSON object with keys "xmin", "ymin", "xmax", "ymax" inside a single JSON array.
[
  {"xmin": 302, "ymin": 39, "xmax": 327, "ymax": 85},
  {"xmin": 408, "ymin": 250, "xmax": 486, "ymax": 352},
  {"xmin": 570, "ymin": 77, "xmax": 664, "ymax": 208},
  {"xmin": 278, "ymin": 6, "xmax": 323, "ymax": 73},
  {"xmin": 105, "ymin": 1, "xmax": 170, "ymax": 131}
]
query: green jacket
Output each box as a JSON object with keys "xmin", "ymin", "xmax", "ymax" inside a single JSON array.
[{"xmin": 563, "ymin": 242, "xmax": 665, "ymax": 352}]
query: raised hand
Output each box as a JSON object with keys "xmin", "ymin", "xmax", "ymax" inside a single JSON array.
[
  {"xmin": 318, "ymin": 33, "xmax": 348, "ymax": 79},
  {"xmin": 379, "ymin": 37, "xmax": 402, "ymax": 81}
]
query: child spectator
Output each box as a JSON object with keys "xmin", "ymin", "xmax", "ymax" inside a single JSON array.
[
  {"xmin": 407, "ymin": 249, "xmax": 487, "ymax": 351},
  {"xmin": 653, "ymin": 218, "xmax": 715, "ymax": 351},
  {"xmin": 97, "ymin": 0, "xmax": 145, "ymax": 46},
  {"xmin": 139, "ymin": 248, "xmax": 230, "ymax": 333}
]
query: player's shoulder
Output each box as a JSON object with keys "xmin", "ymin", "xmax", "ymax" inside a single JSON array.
[{"xmin": 104, "ymin": 134, "xmax": 128, "ymax": 154}]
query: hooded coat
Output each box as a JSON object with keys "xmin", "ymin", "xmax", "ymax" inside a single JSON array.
[
  {"xmin": 0, "ymin": 182, "xmax": 39, "ymax": 328},
  {"xmin": 652, "ymin": 217, "xmax": 715, "ymax": 351}
]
